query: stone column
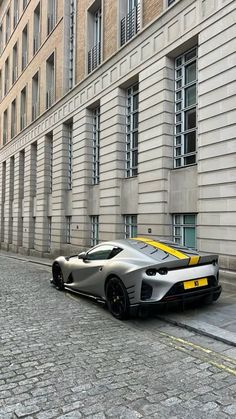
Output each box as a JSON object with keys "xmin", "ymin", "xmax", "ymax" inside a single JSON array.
[
  {"xmin": 33, "ymin": 136, "xmax": 52, "ymax": 256},
  {"xmin": 51, "ymin": 123, "xmax": 71, "ymax": 256},
  {"xmin": 21, "ymin": 143, "xmax": 37, "ymax": 254},
  {"xmin": 10, "ymin": 151, "xmax": 24, "ymax": 252},
  {"xmin": 99, "ymin": 87, "xmax": 127, "ymax": 241},
  {"xmin": 72, "ymin": 109, "xmax": 92, "ymax": 249},
  {"xmin": 2, "ymin": 157, "xmax": 14, "ymax": 249},
  {"xmin": 0, "ymin": 161, "xmax": 6, "ymax": 245}
]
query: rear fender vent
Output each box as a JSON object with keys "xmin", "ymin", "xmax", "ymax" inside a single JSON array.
[{"xmin": 141, "ymin": 282, "xmax": 153, "ymax": 300}]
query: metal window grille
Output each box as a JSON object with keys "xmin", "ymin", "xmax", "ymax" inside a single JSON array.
[
  {"xmin": 88, "ymin": 8, "xmax": 101, "ymax": 73},
  {"xmin": 68, "ymin": 124, "xmax": 73, "ymax": 190},
  {"xmin": 91, "ymin": 215, "xmax": 99, "ymax": 246},
  {"xmin": 92, "ymin": 107, "xmax": 100, "ymax": 185},
  {"xmin": 174, "ymin": 47, "xmax": 197, "ymax": 168},
  {"xmin": 20, "ymin": 113, "xmax": 26, "ymax": 130},
  {"xmin": 49, "ymin": 139, "xmax": 53, "ymax": 193},
  {"xmin": 13, "ymin": 66, "xmax": 18, "ymax": 83},
  {"xmin": 173, "ymin": 214, "xmax": 196, "ymax": 249},
  {"xmin": 22, "ymin": 52, "xmax": 28, "ymax": 70},
  {"xmin": 69, "ymin": 0, "xmax": 76, "ymax": 89},
  {"xmin": 32, "ymin": 102, "xmax": 39, "ymax": 121},
  {"xmin": 66, "ymin": 216, "xmax": 71, "ymax": 244},
  {"xmin": 126, "ymin": 83, "xmax": 139, "ymax": 177},
  {"xmin": 121, "ymin": 3, "xmax": 140, "ymax": 46},
  {"xmin": 11, "ymin": 101, "xmax": 16, "ymax": 138},
  {"xmin": 46, "ymin": 87, "xmax": 54, "ymax": 109},
  {"xmin": 14, "ymin": 10, "xmax": 19, "ymax": 28},
  {"xmin": 124, "ymin": 215, "xmax": 137, "ymax": 238},
  {"xmin": 32, "ymin": 217, "xmax": 36, "ymax": 249},
  {"xmin": 33, "ymin": 33, "xmax": 40, "ymax": 54},
  {"xmin": 88, "ymin": 42, "xmax": 101, "ymax": 74}
]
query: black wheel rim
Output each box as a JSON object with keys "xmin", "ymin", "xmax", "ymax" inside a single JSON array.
[
  {"xmin": 107, "ymin": 280, "xmax": 127, "ymax": 317},
  {"xmin": 56, "ymin": 269, "xmax": 64, "ymax": 289}
]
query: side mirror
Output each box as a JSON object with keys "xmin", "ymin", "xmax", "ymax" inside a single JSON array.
[{"xmin": 78, "ymin": 252, "xmax": 87, "ymax": 261}]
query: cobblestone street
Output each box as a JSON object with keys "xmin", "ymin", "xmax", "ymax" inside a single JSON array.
[{"xmin": 0, "ymin": 254, "xmax": 236, "ymax": 419}]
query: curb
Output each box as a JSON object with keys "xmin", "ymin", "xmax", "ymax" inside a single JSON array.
[{"xmin": 156, "ymin": 315, "xmax": 236, "ymax": 347}]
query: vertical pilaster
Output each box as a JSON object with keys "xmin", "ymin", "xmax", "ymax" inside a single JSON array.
[
  {"xmin": 72, "ymin": 109, "xmax": 91, "ymax": 248},
  {"xmin": 138, "ymin": 56, "xmax": 174, "ymax": 239},
  {"xmin": 3, "ymin": 158, "xmax": 14, "ymax": 248},
  {"xmin": 0, "ymin": 162, "xmax": 6, "ymax": 244},
  {"xmin": 51, "ymin": 124, "xmax": 70, "ymax": 254},
  {"xmin": 11, "ymin": 151, "xmax": 24, "ymax": 250},
  {"xmin": 21, "ymin": 143, "xmax": 37, "ymax": 253},
  {"xmin": 99, "ymin": 87, "xmax": 127, "ymax": 241},
  {"xmin": 34, "ymin": 136, "xmax": 52, "ymax": 254}
]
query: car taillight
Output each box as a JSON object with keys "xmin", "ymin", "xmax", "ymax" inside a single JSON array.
[
  {"xmin": 146, "ymin": 269, "xmax": 156, "ymax": 276},
  {"xmin": 157, "ymin": 268, "xmax": 168, "ymax": 275}
]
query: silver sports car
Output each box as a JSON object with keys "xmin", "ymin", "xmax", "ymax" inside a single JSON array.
[{"xmin": 51, "ymin": 237, "xmax": 222, "ymax": 319}]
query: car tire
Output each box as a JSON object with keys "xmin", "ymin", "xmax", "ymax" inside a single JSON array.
[
  {"xmin": 53, "ymin": 264, "xmax": 65, "ymax": 291},
  {"xmin": 105, "ymin": 277, "xmax": 130, "ymax": 320}
]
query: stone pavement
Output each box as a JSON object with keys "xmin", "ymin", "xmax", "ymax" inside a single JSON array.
[
  {"xmin": 0, "ymin": 249, "xmax": 236, "ymax": 346},
  {"xmin": 0, "ymin": 252, "xmax": 236, "ymax": 418},
  {"xmin": 155, "ymin": 274, "xmax": 236, "ymax": 347}
]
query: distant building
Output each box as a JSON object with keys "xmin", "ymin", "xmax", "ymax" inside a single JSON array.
[{"xmin": 0, "ymin": 0, "xmax": 235, "ymax": 272}]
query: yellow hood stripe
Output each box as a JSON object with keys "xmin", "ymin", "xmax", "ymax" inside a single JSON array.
[{"xmin": 133, "ymin": 237, "xmax": 199, "ymax": 265}]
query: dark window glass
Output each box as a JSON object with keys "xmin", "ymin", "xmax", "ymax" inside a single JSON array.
[{"xmin": 86, "ymin": 245, "xmax": 122, "ymax": 261}]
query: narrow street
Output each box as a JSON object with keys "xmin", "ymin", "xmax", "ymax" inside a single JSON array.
[{"xmin": 0, "ymin": 254, "xmax": 235, "ymax": 419}]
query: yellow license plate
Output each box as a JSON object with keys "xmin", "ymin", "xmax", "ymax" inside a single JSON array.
[{"xmin": 184, "ymin": 278, "xmax": 208, "ymax": 290}]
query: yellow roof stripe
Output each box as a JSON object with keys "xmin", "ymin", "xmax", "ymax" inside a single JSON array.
[
  {"xmin": 189, "ymin": 255, "xmax": 200, "ymax": 265},
  {"xmin": 133, "ymin": 237, "xmax": 189, "ymax": 260}
]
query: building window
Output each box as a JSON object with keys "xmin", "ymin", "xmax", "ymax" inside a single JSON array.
[
  {"xmin": 121, "ymin": 0, "xmax": 140, "ymax": 46},
  {"xmin": 69, "ymin": 0, "xmax": 76, "ymax": 89},
  {"xmin": 66, "ymin": 216, "xmax": 71, "ymax": 243},
  {"xmin": 46, "ymin": 53, "xmax": 55, "ymax": 109},
  {"xmin": 32, "ymin": 71, "xmax": 39, "ymax": 121},
  {"xmin": 20, "ymin": 87, "xmax": 27, "ymax": 130},
  {"xmin": 11, "ymin": 99, "xmax": 17, "ymax": 138},
  {"xmin": 124, "ymin": 215, "xmax": 137, "ymax": 238},
  {"xmin": 14, "ymin": 0, "xmax": 19, "ymax": 28},
  {"xmin": 88, "ymin": 6, "xmax": 101, "ymax": 74},
  {"xmin": 68, "ymin": 123, "xmax": 73, "ymax": 190},
  {"xmin": 48, "ymin": 217, "xmax": 52, "ymax": 251},
  {"xmin": 91, "ymin": 215, "xmax": 99, "ymax": 246},
  {"xmin": 3, "ymin": 109, "xmax": 8, "ymax": 145},
  {"xmin": 168, "ymin": 0, "xmax": 175, "ymax": 6},
  {"xmin": 92, "ymin": 107, "xmax": 100, "ymax": 185},
  {"xmin": 126, "ymin": 83, "xmax": 139, "ymax": 177},
  {"xmin": 23, "ymin": 0, "xmax": 28, "ymax": 9},
  {"xmin": 173, "ymin": 214, "xmax": 196, "ymax": 249},
  {"xmin": 4, "ymin": 58, "xmax": 9, "ymax": 95},
  {"xmin": 46, "ymin": 134, "xmax": 53, "ymax": 193},
  {"xmin": 22, "ymin": 25, "xmax": 28, "ymax": 70},
  {"xmin": 47, "ymin": 0, "xmax": 57, "ymax": 35},
  {"xmin": 12, "ymin": 43, "xmax": 18, "ymax": 83},
  {"xmin": 31, "ymin": 143, "xmax": 37, "ymax": 197},
  {"xmin": 33, "ymin": 3, "xmax": 41, "ymax": 55},
  {"xmin": 174, "ymin": 47, "xmax": 197, "ymax": 168},
  {"xmin": 0, "ymin": 25, "xmax": 3, "ymax": 54},
  {"xmin": 6, "ymin": 8, "xmax": 10, "ymax": 44}
]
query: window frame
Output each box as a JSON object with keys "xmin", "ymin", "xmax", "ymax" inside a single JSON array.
[
  {"xmin": 91, "ymin": 215, "xmax": 99, "ymax": 246},
  {"xmin": 174, "ymin": 47, "xmax": 198, "ymax": 168},
  {"xmin": 92, "ymin": 106, "xmax": 100, "ymax": 185},
  {"xmin": 124, "ymin": 214, "xmax": 137, "ymax": 238},
  {"xmin": 173, "ymin": 214, "xmax": 197, "ymax": 249},
  {"xmin": 126, "ymin": 83, "xmax": 139, "ymax": 178}
]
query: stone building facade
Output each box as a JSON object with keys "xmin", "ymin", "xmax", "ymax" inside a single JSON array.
[{"xmin": 0, "ymin": 0, "xmax": 235, "ymax": 273}]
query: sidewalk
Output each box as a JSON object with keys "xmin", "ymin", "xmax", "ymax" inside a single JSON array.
[
  {"xmin": 1, "ymin": 249, "xmax": 236, "ymax": 347},
  {"xmin": 156, "ymin": 274, "xmax": 236, "ymax": 347}
]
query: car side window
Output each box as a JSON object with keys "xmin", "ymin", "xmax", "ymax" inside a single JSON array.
[{"xmin": 86, "ymin": 245, "xmax": 123, "ymax": 261}]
